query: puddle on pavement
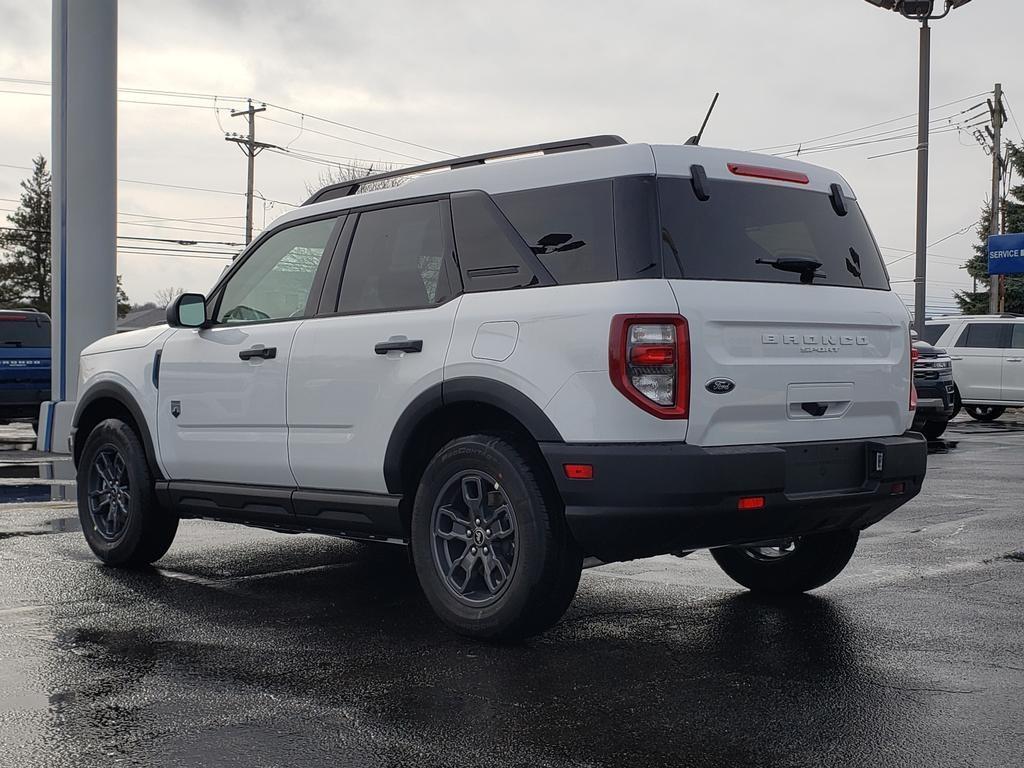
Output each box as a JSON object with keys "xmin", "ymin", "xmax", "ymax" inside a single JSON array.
[
  {"xmin": 0, "ymin": 516, "xmax": 81, "ymax": 540},
  {"xmin": 927, "ymin": 439, "xmax": 959, "ymax": 454}
]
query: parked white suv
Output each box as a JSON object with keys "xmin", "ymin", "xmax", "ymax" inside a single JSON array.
[
  {"xmin": 924, "ymin": 315, "xmax": 1024, "ymax": 422},
  {"xmin": 71, "ymin": 136, "xmax": 927, "ymax": 640}
]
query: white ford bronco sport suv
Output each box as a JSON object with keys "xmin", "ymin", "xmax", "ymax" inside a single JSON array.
[{"xmin": 71, "ymin": 135, "xmax": 927, "ymax": 640}]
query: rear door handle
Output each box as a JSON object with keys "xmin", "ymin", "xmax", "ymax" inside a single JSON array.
[
  {"xmin": 374, "ymin": 339, "xmax": 423, "ymax": 355},
  {"xmin": 1008, "ymin": 358, "xmax": 1023, "ymax": 363},
  {"xmin": 239, "ymin": 345, "xmax": 277, "ymax": 361}
]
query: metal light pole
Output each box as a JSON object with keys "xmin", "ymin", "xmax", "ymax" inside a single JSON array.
[{"xmin": 862, "ymin": 0, "xmax": 974, "ymax": 334}]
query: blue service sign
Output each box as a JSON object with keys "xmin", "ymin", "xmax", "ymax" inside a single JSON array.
[{"xmin": 988, "ymin": 233, "xmax": 1024, "ymax": 275}]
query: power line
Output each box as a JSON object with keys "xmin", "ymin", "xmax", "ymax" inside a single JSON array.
[
  {"xmin": 750, "ymin": 92, "xmax": 989, "ymax": 153},
  {"xmin": 258, "ymin": 116, "xmax": 429, "ymax": 162},
  {"xmin": 260, "ymin": 101, "xmax": 456, "ymax": 158}
]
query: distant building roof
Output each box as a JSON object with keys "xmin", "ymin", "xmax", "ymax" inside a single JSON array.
[{"xmin": 117, "ymin": 306, "xmax": 166, "ymax": 332}]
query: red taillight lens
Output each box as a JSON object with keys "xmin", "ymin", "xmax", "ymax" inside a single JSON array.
[
  {"xmin": 630, "ymin": 344, "xmax": 675, "ymax": 365},
  {"xmin": 727, "ymin": 163, "xmax": 809, "ymax": 185},
  {"xmin": 737, "ymin": 496, "xmax": 766, "ymax": 510},
  {"xmin": 609, "ymin": 315, "xmax": 689, "ymax": 419}
]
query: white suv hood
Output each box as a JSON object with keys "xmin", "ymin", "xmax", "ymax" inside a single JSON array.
[{"xmin": 82, "ymin": 325, "xmax": 173, "ymax": 356}]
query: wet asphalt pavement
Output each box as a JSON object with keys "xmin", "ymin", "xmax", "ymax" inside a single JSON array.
[{"xmin": 1, "ymin": 417, "xmax": 1022, "ymax": 767}]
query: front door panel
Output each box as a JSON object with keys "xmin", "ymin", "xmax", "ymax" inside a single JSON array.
[{"xmin": 157, "ymin": 323, "xmax": 301, "ymax": 486}]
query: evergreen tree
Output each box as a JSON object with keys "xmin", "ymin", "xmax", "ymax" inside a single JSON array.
[
  {"xmin": 0, "ymin": 156, "xmax": 132, "ymax": 318},
  {"xmin": 0, "ymin": 155, "xmax": 51, "ymax": 311},
  {"xmin": 955, "ymin": 142, "xmax": 1024, "ymax": 314}
]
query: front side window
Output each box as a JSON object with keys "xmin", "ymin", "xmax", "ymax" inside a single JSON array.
[
  {"xmin": 337, "ymin": 202, "xmax": 450, "ymax": 313},
  {"xmin": 955, "ymin": 323, "xmax": 1008, "ymax": 349},
  {"xmin": 217, "ymin": 217, "xmax": 337, "ymax": 323}
]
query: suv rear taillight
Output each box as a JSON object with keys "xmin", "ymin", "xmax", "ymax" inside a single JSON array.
[
  {"xmin": 609, "ymin": 314, "xmax": 689, "ymax": 419},
  {"xmin": 910, "ymin": 343, "xmax": 919, "ymax": 411}
]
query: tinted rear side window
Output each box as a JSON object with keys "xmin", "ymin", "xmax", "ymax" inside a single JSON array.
[
  {"xmin": 955, "ymin": 323, "xmax": 1008, "ymax": 349},
  {"xmin": 658, "ymin": 178, "xmax": 889, "ymax": 289},
  {"xmin": 494, "ymin": 180, "xmax": 616, "ymax": 285},
  {"xmin": 0, "ymin": 318, "xmax": 50, "ymax": 347},
  {"xmin": 337, "ymin": 201, "xmax": 453, "ymax": 314},
  {"xmin": 451, "ymin": 191, "xmax": 543, "ymax": 292},
  {"xmin": 920, "ymin": 324, "xmax": 948, "ymax": 345}
]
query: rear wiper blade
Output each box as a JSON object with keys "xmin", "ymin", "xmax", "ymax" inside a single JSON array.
[{"xmin": 755, "ymin": 256, "xmax": 826, "ymax": 284}]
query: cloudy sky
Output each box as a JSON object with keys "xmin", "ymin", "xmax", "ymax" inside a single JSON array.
[{"xmin": 0, "ymin": 0, "xmax": 1021, "ymax": 310}]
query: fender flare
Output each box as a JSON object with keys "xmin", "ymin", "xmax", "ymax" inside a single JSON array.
[
  {"xmin": 383, "ymin": 377, "xmax": 563, "ymax": 494},
  {"xmin": 72, "ymin": 381, "xmax": 162, "ymax": 478}
]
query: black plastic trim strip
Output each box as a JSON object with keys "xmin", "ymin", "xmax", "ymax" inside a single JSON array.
[
  {"xmin": 156, "ymin": 480, "xmax": 404, "ymax": 539},
  {"xmin": 382, "ymin": 377, "xmax": 563, "ymax": 494}
]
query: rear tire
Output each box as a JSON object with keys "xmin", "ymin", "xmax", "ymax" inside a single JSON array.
[
  {"xmin": 919, "ymin": 418, "xmax": 948, "ymax": 440},
  {"xmin": 711, "ymin": 530, "xmax": 859, "ymax": 594},
  {"xmin": 76, "ymin": 418, "xmax": 178, "ymax": 566},
  {"xmin": 410, "ymin": 433, "xmax": 582, "ymax": 641},
  {"xmin": 964, "ymin": 404, "xmax": 1005, "ymax": 422}
]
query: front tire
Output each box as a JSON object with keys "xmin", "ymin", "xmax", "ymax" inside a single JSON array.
[
  {"xmin": 711, "ymin": 530, "xmax": 859, "ymax": 594},
  {"xmin": 410, "ymin": 434, "xmax": 582, "ymax": 641},
  {"xmin": 919, "ymin": 418, "xmax": 948, "ymax": 440},
  {"xmin": 76, "ymin": 418, "xmax": 178, "ymax": 566},
  {"xmin": 964, "ymin": 404, "xmax": 1005, "ymax": 422}
]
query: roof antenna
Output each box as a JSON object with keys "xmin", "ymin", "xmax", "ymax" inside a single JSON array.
[{"xmin": 685, "ymin": 92, "xmax": 719, "ymax": 146}]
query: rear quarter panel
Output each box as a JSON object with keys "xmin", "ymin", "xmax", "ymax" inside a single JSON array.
[{"xmin": 447, "ymin": 280, "xmax": 689, "ymax": 442}]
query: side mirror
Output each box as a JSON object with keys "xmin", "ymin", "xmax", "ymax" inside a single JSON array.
[{"xmin": 166, "ymin": 293, "xmax": 207, "ymax": 328}]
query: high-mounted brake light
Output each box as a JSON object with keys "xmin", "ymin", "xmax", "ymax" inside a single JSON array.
[
  {"xmin": 728, "ymin": 163, "xmax": 809, "ymax": 185},
  {"xmin": 609, "ymin": 314, "xmax": 689, "ymax": 419}
]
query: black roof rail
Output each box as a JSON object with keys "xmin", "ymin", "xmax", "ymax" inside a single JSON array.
[{"xmin": 303, "ymin": 134, "xmax": 628, "ymax": 205}]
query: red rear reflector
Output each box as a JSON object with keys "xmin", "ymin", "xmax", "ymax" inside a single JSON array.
[
  {"xmin": 737, "ymin": 496, "xmax": 766, "ymax": 510},
  {"xmin": 564, "ymin": 464, "xmax": 593, "ymax": 480},
  {"xmin": 728, "ymin": 163, "xmax": 809, "ymax": 185},
  {"xmin": 629, "ymin": 344, "xmax": 675, "ymax": 365},
  {"xmin": 0, "ymin": 315, "xmax": 27, "ymax": 321},
  {"xmin": 890, "ymin": 482, "xmax": 906, "ymax": 495}
]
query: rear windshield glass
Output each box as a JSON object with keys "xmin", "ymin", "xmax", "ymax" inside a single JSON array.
[
  {"xmin": 0, "ymin": 317, "xmax": 50, "ymax": 348},
  {"xmin": 658, "ymin": 178, "xmax": 889, "ymax": 290}
]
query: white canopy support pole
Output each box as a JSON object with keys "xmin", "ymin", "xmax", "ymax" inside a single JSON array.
[{"xmin": 38, "ymin": 0, "xmax": 118, "ymax": 453}]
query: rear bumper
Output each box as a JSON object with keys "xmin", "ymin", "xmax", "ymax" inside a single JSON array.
[{"xmin": 541, "ymin": 432, "xmax": 927, "ymax": 562}]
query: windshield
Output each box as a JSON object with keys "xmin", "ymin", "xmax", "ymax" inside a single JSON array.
[
  {"xmin": 658, "ymin": 178, "xmax": 890, "ymax": 290},
  {"xmin": 0, "ymin": 317, "xmax": 50, "ymax": 348}
]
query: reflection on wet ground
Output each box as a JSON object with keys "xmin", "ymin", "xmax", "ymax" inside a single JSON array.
[{"xmin": 1, "ymin": 413, "xmax": 1022, "ymax": 766}]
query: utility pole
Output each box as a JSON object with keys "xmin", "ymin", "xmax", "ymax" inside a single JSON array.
[
  {"xmin": 912, "ymin": 18, "xmax": 930, "ymax": 334},
  {"xmin": 226, "ymin": 99, "xmax": 272, "ymax": 244},
  {"xmin": 988, "ymin": 83, "xmax": 1004, "ymax": 314}
]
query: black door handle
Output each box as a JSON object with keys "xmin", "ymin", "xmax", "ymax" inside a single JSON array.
[
  {"xmin": 239, "ymin": 346, "xmax": 277, "ymax": 361},
  {"xmin": 374, "ymin": 339, "xmax": 423, "ymax": 355}
]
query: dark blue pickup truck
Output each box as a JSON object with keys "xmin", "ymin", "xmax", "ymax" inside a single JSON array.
[{"xmin": 0, "ymin": 309, "xmax": 51, "ymax": 426}]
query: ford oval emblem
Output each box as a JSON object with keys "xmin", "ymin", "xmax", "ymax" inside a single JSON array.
[{"xmin": 705, "ymin": 378, "xmax": 735, "ymax": 395}]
